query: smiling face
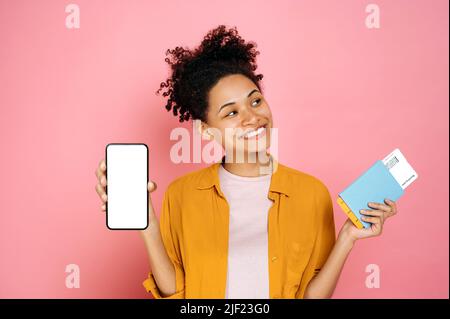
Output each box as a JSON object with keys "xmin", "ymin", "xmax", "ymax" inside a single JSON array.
[{"xmin": 200, "ymin": 74, "xmax": 273, "ymax": 161}]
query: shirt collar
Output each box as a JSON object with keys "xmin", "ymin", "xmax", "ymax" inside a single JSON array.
[{"xmin": 196, "ymin": 154, "xmax": 291, "ymax": 197}]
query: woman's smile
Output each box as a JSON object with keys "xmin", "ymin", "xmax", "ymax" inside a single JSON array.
[
  {"xmin": 238, "ymin": 124, "xmax": 268, "ymax": 140},
  {"xmin": 239, "ymin": 125, "xmax": 267, "ymax": 140}
]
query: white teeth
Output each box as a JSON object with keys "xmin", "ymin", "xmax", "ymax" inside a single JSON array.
[{"xmin": 242, "ymin": 126, "xmax": 264, "ymax": 138}]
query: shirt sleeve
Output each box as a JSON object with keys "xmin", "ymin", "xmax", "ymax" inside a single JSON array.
[
  {"xmin": 142, "ymin": 187, "xmax": 185, "ymax": 299},
  {"xmin": 296, "ymin": 180, "xmax": 336, "ymax": 298}
]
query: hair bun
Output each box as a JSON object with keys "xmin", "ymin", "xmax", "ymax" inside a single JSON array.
[{"xmin": 198, "ymin": 25, "xmax": 260, "ymax": 68}]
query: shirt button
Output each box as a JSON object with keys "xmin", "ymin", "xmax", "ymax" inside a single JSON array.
[{"xmin": 271, "ymin": 256, "xmax": 278, "ymax": 262}]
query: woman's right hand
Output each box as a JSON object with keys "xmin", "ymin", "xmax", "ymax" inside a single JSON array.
[
  {"xmin": 94, "ymin": 159, "xmax": 159, "ymax": 234},
  {"xmin": 95, "ymin": 158, "xmax": 176, "ymax": 296}
]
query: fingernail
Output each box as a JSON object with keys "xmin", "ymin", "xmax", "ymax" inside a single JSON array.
[
  {"xmin": 360, "ymin": 209, "xmax": 365, "ymax": 213},
  {"xmin": 102, "ymin": 194, "xmax": 107, "ymax": 201}
]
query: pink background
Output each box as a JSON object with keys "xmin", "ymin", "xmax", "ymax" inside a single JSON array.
[{"xmin": 0, "ymin": 0, "xmax": 448, "ymax": 298}]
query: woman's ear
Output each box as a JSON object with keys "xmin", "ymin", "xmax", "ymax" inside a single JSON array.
[
  {"xmin": 196, "ymin": 120, "xmax": 212, "ymax": 140},
  {"xmin": 203, "ymin": 128, "xmax": 212, "ymax": 140}
]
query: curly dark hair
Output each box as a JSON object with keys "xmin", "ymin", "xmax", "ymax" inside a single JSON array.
[{"xmin": 156, "ymin": 25, "xmax": 264, "ymax": 123}]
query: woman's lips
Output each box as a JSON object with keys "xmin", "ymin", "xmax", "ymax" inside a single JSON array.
[{"xmin": 240, "ymin": 126, "xmax": 267, "ymax": 140}]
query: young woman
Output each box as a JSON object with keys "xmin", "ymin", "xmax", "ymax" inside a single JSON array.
[{"xmin": 94, "ymin": 25, "xmax": 398, "ymax": 299}]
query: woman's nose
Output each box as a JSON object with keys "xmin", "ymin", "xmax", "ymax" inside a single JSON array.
[{"xmin": 240, "ymin": 107, "xmax": 259, "ymax": 125}]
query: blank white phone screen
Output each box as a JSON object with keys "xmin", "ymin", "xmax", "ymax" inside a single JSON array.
[{"xmin": 106, "ymin": 144, "xmax": 148, "ymax": 229}]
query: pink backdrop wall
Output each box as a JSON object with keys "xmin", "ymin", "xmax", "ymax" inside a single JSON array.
[{"xmin": 0, "ymin": 0, "xmax": 448, "ymax": 298}]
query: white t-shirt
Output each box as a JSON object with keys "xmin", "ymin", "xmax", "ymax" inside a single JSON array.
[{"xmin": 218, "ymin": 164, "xmax": 273, "ymax": 299}]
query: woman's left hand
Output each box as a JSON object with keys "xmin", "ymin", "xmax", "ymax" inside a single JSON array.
[{"xmin": 339, "ymin": 198, "xmax": 398, "ymax": 243}]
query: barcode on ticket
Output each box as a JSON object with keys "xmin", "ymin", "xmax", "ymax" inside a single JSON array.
[{"xmin": 385, "ymin": 156, "xmax": 399, "ymax": 170}]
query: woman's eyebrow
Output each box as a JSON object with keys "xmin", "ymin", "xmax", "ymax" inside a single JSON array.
[{"xmin": 217, "ymin": 89, "xmax": 260, "ymax": 114}]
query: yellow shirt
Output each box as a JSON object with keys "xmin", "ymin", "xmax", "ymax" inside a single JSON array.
[{"xmin": 142, "ymin": 156, "xmax": 336, "ymax": 299}]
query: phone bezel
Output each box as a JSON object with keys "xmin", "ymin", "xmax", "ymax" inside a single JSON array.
[{"xmin": 105, "ymin": 143, "xmax": 149, "ymax": 230}]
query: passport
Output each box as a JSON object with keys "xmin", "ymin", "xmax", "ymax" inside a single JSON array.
[{"xmin": 337, "ymin": 149, "xmax": 418, "ymax": 229}]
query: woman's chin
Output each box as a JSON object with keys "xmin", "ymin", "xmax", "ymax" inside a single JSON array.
[{"xmin": 232, "ymin": 146, "xmax": 271, "ymax": 160}]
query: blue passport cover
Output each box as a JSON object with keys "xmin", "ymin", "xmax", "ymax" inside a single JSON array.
[{"xmin": 338, "ymin": 160, "xmax": 404, "ymax": 229}]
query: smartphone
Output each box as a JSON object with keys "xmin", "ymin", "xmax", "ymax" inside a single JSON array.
[{"xmin": 105, "ymin": 143, "xmax": 148, "ymax": 230}]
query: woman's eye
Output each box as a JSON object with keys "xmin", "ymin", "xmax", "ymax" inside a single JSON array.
[
  {"xmin": 226, "ymin": 99, "xmax": 261, "ymax": 117},
  {"xmin": 252, "ymin": 98, "xmax": 261, "ymax": 106}
]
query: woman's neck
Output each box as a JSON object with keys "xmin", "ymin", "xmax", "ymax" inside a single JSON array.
[{"xmin": 222, "ymin": 151, "xmax": 273, "ymax": 177}]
